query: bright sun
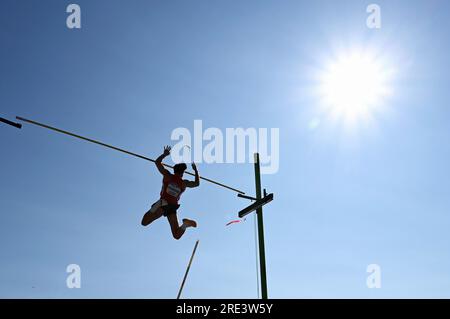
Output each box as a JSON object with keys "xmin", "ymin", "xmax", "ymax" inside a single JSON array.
[{"xmin": 318, "ymin": 51, "xmax": 392, "ymax": 126}]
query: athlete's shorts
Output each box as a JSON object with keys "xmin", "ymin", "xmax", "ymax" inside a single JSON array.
[{"xmin": 150, "ymin": 199, "xmax": 180, "ymax": 217}]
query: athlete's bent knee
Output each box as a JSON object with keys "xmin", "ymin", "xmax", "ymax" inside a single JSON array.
[
  {"xmin": 141, "ymin": 214, "xmax": 151, "ymax": 226},
  {"xmin": 172, "ymin": 230, "xmax": 182, "ymax": 240}
]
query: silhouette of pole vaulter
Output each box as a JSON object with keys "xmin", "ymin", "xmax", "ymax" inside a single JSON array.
[{"xmin": 141, "ymin": 146, "xmax": 200, "ymax": 240}]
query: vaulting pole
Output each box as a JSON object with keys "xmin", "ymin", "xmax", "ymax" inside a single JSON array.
[
  {"xmin": 16, "ymin": 116, "xmax": 245, "ymax": 195},
  {"xmin": 177, "ymin": 240, "xmax": 200, "ymax": 299}
]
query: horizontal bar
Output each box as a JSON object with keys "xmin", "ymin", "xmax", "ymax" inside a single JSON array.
[
  {"xmin": 16, "ymin": 116, "xmax": 245, "ymax": 195},
  {"xmin": 237, "ymin": 193, "xmax": 257, "ymax": 201},
  {"xmin": 0, "ymin": 117, "xmax": 22, "ymax": 129},
  {"xmin": 238, "ymin": 193, "xmax": 273, "ymax": 218}
]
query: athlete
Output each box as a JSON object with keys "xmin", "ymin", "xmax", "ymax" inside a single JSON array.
[{"xmin": 141, "ymin": 146, "xmax": 199, "ymax": 239}]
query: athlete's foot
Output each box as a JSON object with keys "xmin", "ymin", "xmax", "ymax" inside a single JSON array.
[{"xmin": 182, "ymin": 218, "xmax": 197, "ymax": 228}]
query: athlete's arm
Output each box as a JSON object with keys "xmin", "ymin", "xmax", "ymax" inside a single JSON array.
[
  {"xmin": 156, "ymin": 146, "xmax": 171, "ymax": 176},
  {"xmin": 184, "ymin": 163, "xmax": 200, "ymax": 188}
]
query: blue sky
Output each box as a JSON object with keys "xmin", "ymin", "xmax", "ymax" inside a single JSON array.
[{"xmin": 1, "ymin": 0, "xmax": 450, "ymax": 298}]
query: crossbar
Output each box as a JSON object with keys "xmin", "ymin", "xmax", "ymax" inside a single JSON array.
[
  {"xmin": 16, "ymin": 116, "xmax": 245, "ymax": 195},
  {"xmin": 238, "ymin": 193, "xmax": 274, "ymax": 218}
]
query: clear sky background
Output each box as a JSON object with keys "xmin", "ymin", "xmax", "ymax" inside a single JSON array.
[{"xmin": 1, "ymin": 0, "xmax": 450, "ymax": 298}]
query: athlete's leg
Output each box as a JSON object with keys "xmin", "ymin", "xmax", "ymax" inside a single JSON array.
[
  {"xmin": 166, "ymin": 214, "xmax": 197, "ymax": 240},
  {"xmin": 167, "ymin": 213, "xmax": 183, "ymax": 239},
  {"xmin": 141, "ymin": 207, "xmax": 164, "ymax": 226}
]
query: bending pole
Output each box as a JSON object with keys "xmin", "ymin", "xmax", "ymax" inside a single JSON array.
[
  {"xmin": 177, "ymin": 240, "xmax": 199, "ymax": 299},
  {"xmin": 15, "ymin": 116, "xmax": 245, "ymax": 195}
]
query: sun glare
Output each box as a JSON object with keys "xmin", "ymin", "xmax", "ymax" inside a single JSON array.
[{"xmin": 318, "ymin": 50, "xmax": 392, "ymax": 126}]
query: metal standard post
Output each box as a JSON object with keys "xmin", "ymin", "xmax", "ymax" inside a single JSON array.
[{"xmin": 254, "ymin": 153, "xmax": 268, "ymax": 299}]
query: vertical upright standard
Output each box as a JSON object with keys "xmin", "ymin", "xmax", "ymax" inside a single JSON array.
[
  {"xmin": 238, "ymin": 153, "xmax": 273, "ymax": 299},
  {"xmin": 254, "ymin": 153, "xmax": 268, "ymax": 299}
]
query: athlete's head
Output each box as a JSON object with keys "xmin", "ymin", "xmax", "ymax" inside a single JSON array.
[{"xmin": 173, "ymin": 163, "xmax": 187, "ymax": 176}]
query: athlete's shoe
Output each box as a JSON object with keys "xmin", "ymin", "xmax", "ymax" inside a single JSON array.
[{"xmin": 182, "ymin": 218, "xmax": 197, "ymax": 228}]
